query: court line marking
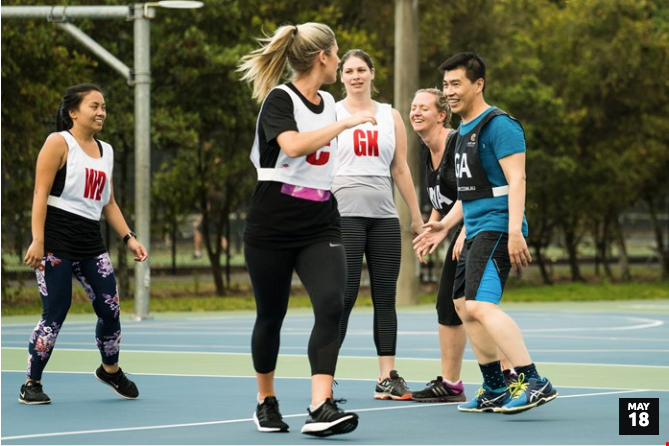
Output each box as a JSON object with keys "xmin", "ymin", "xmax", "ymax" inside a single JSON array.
[
  {"xmin": 2, "ymin": 315, "xmax": 665, "ymax": 334},
  {"xmin": 3, "ymin": 342, "xmax": 669, "ymax": 355},
  {"xmin": 4, "ymin": 341, "xmax": 669, "ymax": 354},
  {"xmin": 4, "ymin": 369, "xmax": 669, "ymax": 392},
  {"xmin": 2, "ymin": 347, "xmax": 669, "ymax": 369},
  {"xmin": 0, "ymin": 388, "xmax": 652, "ymax": 442}
]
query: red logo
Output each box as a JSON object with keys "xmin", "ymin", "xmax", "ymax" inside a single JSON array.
[
  {"xmin": 84, "ymin": 168, "xmax": 107, "ymax": 200},
  {"xmin": 353, "ymin": 129, "xmax": 379, "ymax": 157},
  {"xmin": 306, "ymin": 141, "xmax": 331, "ymax": 166}
]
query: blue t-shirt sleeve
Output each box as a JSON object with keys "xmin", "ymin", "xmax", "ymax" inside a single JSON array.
[{"xmin": 486, "ymin": 115, "xmax": 526, "ymax": 160}]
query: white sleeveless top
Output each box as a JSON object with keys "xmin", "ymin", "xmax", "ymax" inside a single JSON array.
[
  {"xmin": 46, "ymin": 131, "xmax": 113, "ymax": 221},
  {"xmin": 250, "ymin": 85, "xmax": 338, "ymax": 190},
  {"xmin": 335, "ymin": 101, "xmax": 395, "ymax": 177}
]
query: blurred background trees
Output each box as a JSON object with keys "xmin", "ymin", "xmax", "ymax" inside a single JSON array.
[{"xmin": 2, "ymin": 0, "xmax": 668, "ymax": 297}]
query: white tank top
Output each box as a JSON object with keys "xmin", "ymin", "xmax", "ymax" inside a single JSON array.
[
  {"xmin": 250, "ymin": 85, "xmax": 338, "ymax": 190},
  {"xmin": 46, "ymin": 131, "xmax": 113, "ymax": 221},
  {"xmin": 335, "ymin": 101, "xmax": 395, "ymax": 177}
]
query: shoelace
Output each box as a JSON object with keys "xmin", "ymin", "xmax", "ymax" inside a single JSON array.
[
  {"xmin": 260, "ymin": 400, "xmax": 283, "ymax": 421},
  {"xmin": 507, "ymin": 373, "xmax": 528, "ymax": 399},
  {"xmin": 27, "ymin": 382, "xmax": 45, "ymax": 393},
  {"xmin": 109, "ymin": 371, "xmax": 130, "ymax": 386},
  {"xmin": 391, "ymin": 376, "xmax": 410, "ymax": 392}
]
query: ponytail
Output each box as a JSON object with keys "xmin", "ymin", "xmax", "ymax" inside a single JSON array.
[{"xmin": 238, "ymin": 23, "xmax": 336, "ymax": 103}]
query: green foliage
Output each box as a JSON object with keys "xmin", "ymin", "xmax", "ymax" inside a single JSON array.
[{"xmin": 2, "ymin": 0, "xmax": 669, "ymax": 288}]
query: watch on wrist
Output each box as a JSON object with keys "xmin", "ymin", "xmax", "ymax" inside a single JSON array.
[{"xmin": 123, "ymin": 231, "xmax": 137, "ymax": 245}]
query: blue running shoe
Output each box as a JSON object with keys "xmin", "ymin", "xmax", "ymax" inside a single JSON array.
[
  {"xmin": 500, "ymin": 374, "xmax": 558, "ymax": 414},
  {"xmin": 457, "ymin": 384, "xmax": 511, "ymax": 413}
]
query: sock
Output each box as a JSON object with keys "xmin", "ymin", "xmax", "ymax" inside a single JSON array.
[
  {"xmin": 101, "ymin": 366, "xmax": 121, "ymax": 376},
  {"xmin": 515, "ymin": 363, "xmax": 540, "ymax": 380},
  {"xmin": 503, "ymin": 368, "xmax": 518, "ymax": 380},
  {"xmin": 479, "ymin": 360, "xmax": 506, "ymax": 391},
  {"xmin": 443, "ymin": 378, "xmax": 462, "ymax": 386},
  {"xmin": 309, "ymin": 400, "xmax": 326, "ymax": 412}
]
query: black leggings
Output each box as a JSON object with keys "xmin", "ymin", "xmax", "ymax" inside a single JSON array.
[
  {"xmin": 245, "ymin": 242, "xmax": 346, "ymax": 376},
  {"xmin": 436, "ymin": 226, "xmax": 464, "ymax": 326},
  {"xmin": 339, "ymin": 217, "xmax": 401, "ymax": 356}
]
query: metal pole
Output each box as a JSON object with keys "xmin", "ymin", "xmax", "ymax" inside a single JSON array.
[
  {"xmin": 132, "ymin": 3, "xmax": 152, "ymax": 320},
  {"xmin": 55, "ymin": 22, "xmax": 132, "ymax": 81},
  {"xmin": 0, "ymin": 5, "xmax": 130, "ymax": 20}
]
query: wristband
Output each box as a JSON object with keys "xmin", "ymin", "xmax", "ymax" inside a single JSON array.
[{"xmin": 123, "ymin": 231, "xmax": 137, "ymax": 245}]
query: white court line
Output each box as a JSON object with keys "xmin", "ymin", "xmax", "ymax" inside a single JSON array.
[
  {"xmin": 2, "ymin": 346, "xmax": 669, "ymax": 369},
  {"xmin": 4, "ymin": 369, "xmax": 669, "ymax": 391},
  {"xmin": 4, "ymin": 342, "xmax": 669, "ymax": 355},
  {"xmin": 0, "ymin": 388, "xmax": 656, "ymax": 442}
]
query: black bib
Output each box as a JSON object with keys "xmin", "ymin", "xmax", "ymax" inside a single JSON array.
[{"xmin": 454, "ymin": 108, "xmax": 522, "ymax": 200}]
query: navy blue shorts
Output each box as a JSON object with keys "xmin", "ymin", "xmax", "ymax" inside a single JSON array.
[{"xmin": 453, "ymin": 231, "xmax": 512, "ymax": 304}]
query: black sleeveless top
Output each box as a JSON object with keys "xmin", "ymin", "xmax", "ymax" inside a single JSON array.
[{"xmin": 423, "ymin": 130, "xmax": 458, "ymax": 217}]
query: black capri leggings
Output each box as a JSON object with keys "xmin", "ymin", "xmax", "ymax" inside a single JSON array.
[
  {"xmin": 436, "ymin": 225, "xmax": 464, "ymax": 326},
  {"xmin": 244, "ymin": 242, "xmax": 346, "ymax": 376},
  {"xmin": 339, "ymin": 217, "xmax": 401, "ymax": 357}
]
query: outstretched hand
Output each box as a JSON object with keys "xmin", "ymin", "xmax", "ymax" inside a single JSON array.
[{"xmin": 412, "ymin": 221, "xmax": 449, "ymax": 264}]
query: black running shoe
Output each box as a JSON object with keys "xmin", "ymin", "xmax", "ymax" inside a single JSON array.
[
  {"xmin": 253, "ymin": 396, "xmax": 289, "ymax": 433},
  {"xmin": 94, "ymin": 365, "xmax": 139, "ymax": 399},
  {"xmin": 18, "ymin": 381, "xmax": 51, "ymax": 405},
  {"xmin": 411, "ymin": 376, "xmax": 466, "ymax": 403},
  {"xmin": 373, "ymin": 370, "xmax": 412, "ymax": 400},
  {"xmin": 301, "ymin": 398, "xmax": 359, "ymax": 437}
]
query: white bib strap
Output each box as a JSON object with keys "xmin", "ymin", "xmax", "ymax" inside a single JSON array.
[
  {"xmin": 257, "ymin": 168, "xmax": 278, "ymax": 182},
  {"xmin": 492, "ymin": 185, "xmax": 509, "ymax": 197},
  {"xmin": 46, "ymin": 196, "xmax": 63, "ymax": 207}
]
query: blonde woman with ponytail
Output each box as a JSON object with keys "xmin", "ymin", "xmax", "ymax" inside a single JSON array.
[{"xmin": 238, "ymin": 23, "xmax": 375, "ymax": 437}]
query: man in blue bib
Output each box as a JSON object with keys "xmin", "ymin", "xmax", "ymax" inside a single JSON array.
[{"xmin": 441, "ymin": 52, "xmax": 558, "ymax": 414}]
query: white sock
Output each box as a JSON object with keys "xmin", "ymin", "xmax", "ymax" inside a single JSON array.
[
  {"xmin": 309, "ymin": 400, "xmax": 326, "ymax": 412},
  {"xmin": 443, "ymin": 378, "xmax": 462, "ymax": 386}
]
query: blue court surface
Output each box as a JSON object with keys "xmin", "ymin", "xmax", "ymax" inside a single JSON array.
[{"xmin": 2, "ymin": 299, "xmax": 668, "ymax": 444}]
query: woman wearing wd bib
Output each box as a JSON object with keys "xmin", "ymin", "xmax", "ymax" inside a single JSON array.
[
  {"xmin": 21, "ymin": 84, "xmax": 147, "ymax": 405},
  {"xmin": 333, "ymin": 49, "xmax": 423, "ymax": 400},
  {"xmin": 238, "ymin": 24, "xmax": 375, "ymax": 437}
]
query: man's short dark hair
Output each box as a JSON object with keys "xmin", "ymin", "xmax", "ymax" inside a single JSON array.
[{"xmin": 439, "ymin": 52, "xmax": 486, "ymax": 86}]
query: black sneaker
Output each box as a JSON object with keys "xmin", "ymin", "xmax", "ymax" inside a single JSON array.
[
  {"xmin": 18, "ymin": 381, "xmax": 51, "ymax": 405},
  {"xmin": 301, "ymin": 398, "xmax": 359, "ymax": 437},
  {"xmin": 253, "ymin": 396, "xmax": 289, "ymax": 433},
  {"xmin": 94, "ymin": 365, "xmax": 139, "ymax": 399},
  {"xmin": 411, "ymin": 376, "xmax": 466, "ymax": 403},
  {"xmin": 373, "ymin": 370, "xmax": 412, "ymax": 400}
]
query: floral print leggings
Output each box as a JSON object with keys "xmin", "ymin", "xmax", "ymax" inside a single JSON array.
[{"xmin": 27, "ymin": 252, "xmax": 122, "ymax": 381}]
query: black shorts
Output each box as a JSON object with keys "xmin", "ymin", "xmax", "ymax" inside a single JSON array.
[{"xmin": 453, "ymin": 231, "xmax": 511, "ymax": 304}]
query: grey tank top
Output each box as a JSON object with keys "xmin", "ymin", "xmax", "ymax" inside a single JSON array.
[{"xmin": 332, "ymin": 175, "xmax": 398, "ymax": 218}]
